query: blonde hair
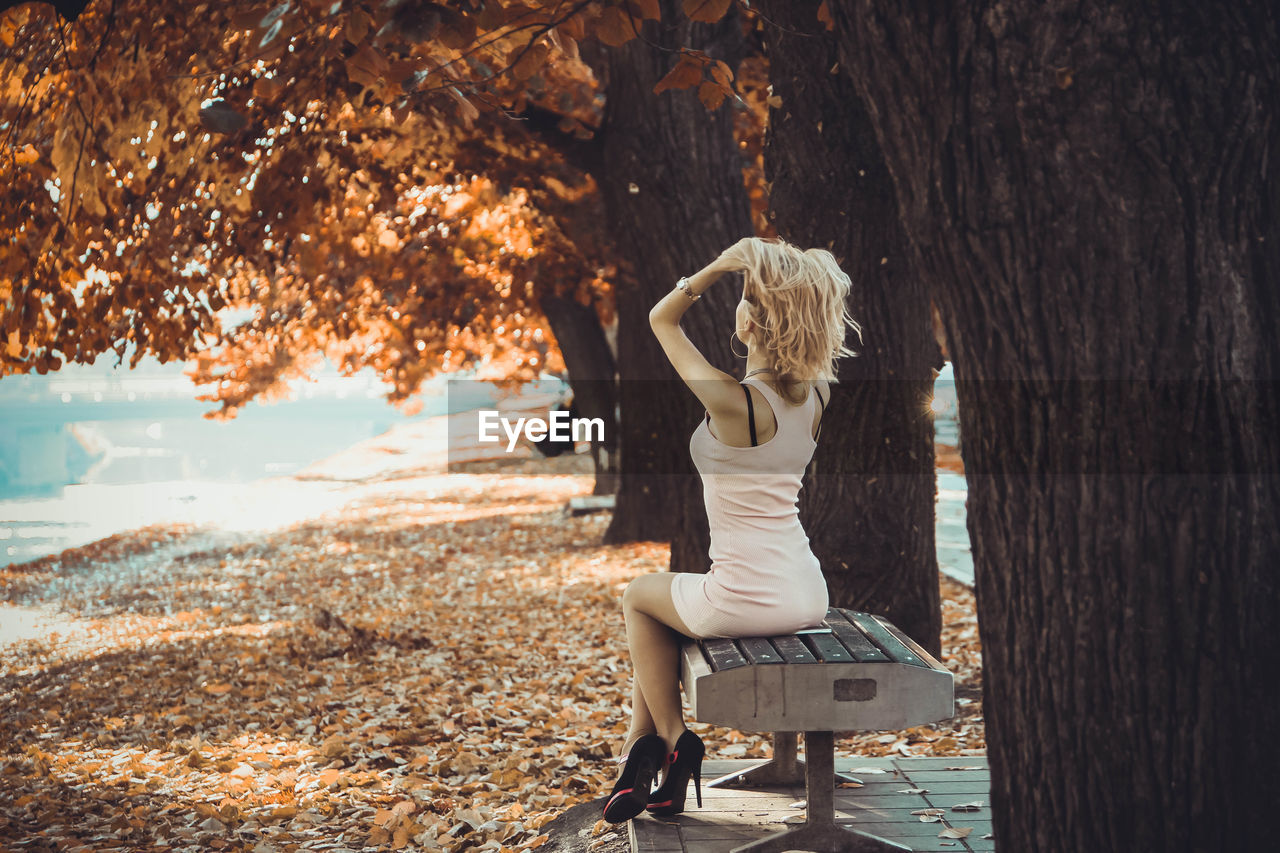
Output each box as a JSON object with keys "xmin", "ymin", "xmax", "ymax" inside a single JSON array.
[{"xmin": 737, "ymin": 237, "xmax": 863, "ymax": 405}]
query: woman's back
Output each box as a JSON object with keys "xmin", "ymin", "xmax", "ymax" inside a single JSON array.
[
  {"xmin": 701, "ymin": 377, "xmax": 829, "ymax": 449},
  {"xmin": 690, "ymin": 376, "xmax": 825, "ymax": 481},
  {"xmin": 677, "ymin": 375, "xmax": 829, "ymax": 638}
]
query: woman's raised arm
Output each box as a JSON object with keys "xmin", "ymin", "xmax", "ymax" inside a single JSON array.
[{"xmin": 647, "ymin": 242, "xmax": 752, "ymax": 414}]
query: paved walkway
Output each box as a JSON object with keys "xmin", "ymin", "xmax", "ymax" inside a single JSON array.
[
  {"xmin": 629, "ymin": 755, "xmax": 993, "ymax": 853},
  {"xmin": 935, "ymin": 470, "xmax": 972, "ymax": 587}
]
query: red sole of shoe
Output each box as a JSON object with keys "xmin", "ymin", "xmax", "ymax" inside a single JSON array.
[{"xmin": 604, "ymin": 788, "xmax": 648, "ymax": 824}]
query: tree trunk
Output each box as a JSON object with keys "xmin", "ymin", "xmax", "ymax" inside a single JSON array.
[
  {"xmin": 754, "ymin": 0, "xmax": 942, "ymax": 655},
  {"xmin": 828, "ymin": 1, "xmax": 1280, "ymax": 849},
  {"xmin": 587, "ymin": 2, "xmax": 756, "ymax": 558},
  {"xmin": 537, "ymin": 292, "xmax": 620, "ymax": 494}
]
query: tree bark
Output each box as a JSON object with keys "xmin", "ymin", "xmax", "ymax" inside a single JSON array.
[
  {"xmin": 537, "ymin": 292, "xmax": 620, "ymax": 494},
  {"xmin": 587, "ymin": 1, "xmax": 756, "ymax": 557},
  {"xmin": 754, "ymin": 0, "xmax": 942, "ymax": 655},
  {"xmin": 828, "ymin": 1, "xmax": 1280, "ymax": 850}
]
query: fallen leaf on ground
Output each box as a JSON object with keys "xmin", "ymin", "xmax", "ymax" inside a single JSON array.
[{"xmin": 1, "ymin": 452, "xmax": 985, "ymax": 851}]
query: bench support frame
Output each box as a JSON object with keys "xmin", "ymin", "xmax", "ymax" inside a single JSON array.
[
  {"xmin": 707, "ymin": 731, "xmax": 865, "ymax": 788},
  {"xmin": 728, "ymin": 732, "xmax": 911, "ymax": 853}
]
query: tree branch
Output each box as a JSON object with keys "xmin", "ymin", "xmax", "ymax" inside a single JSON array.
[{"xmin": 507, "ymin": 102, "xmax": 603, "ymax": 175}]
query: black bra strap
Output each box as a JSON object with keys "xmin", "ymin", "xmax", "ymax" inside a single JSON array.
[
  {"xmin": 814, "ymin": 386, "xmax": 826, "ymax": 442},
  {"xmin": 742, "ymin": 383, "xmax": 758, "ymax": 446}
]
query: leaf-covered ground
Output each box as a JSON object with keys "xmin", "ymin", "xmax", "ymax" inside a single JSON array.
[{"xmin": 1, "ymin": 451, "xmax": 982, "ymax": 852}]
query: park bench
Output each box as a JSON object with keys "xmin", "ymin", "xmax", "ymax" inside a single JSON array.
[
  {"xmin": 566, "ymin": 494, "xmax": 616, "ymax": 516},
  {"xmin": 677, "ymin": 608, "xmax": 954, "ymax": 853}
]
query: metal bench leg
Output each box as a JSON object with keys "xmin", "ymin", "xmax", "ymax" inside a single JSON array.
[
  {"xmin": 729, "ymin": 732, "xmax": 911, "ymax": 853},
  {"xmin": 708, "ymin": 732, "xmax": 865, "ymax": 789},
  {"xmin": 708, "ymin": 732, "xmax": 803, "ymax": 787}
]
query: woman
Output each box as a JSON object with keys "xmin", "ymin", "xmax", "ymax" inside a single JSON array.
[{"xmin": 602, "ymin": 236, "xmax": 863, "ymax": 824}]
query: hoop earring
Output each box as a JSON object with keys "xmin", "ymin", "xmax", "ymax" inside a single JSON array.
[{"xmin": 729, "ymin": 331, "xmax": 748, "ymax": 360}]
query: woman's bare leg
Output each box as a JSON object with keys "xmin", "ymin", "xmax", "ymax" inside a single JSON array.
[
  {"xmin": 621, "ymin": 573, "xmax": 699, "ymax": 755},
  {"xmin": 626, "ymin": 680, "xmax": 656, "ymax": 742},
  {"xmin": 619, "ymin": 681, "xmax": 657, "ymax": 760}
]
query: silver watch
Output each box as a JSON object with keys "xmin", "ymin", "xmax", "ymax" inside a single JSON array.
[{"xmin": 676, "ymin": 276, "xmax": 700, "ymax": 301}]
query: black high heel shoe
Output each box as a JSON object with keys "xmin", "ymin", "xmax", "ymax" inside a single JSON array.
[
  {"xmin": 646, "ymin": 730, "xmax": 705, "ymax": 816},
  {"xmin": 603, "ymin": 734, "xmax": 666, "ymax": 824}
]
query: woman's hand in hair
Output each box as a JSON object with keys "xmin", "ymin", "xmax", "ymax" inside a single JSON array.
[
  {"xmin": 712, "ymin": 237, "xmax": 761, "ymax": 274},
  {"xmin": 688, "ymin": 239, "xmax": 751, "ymax": 281}
]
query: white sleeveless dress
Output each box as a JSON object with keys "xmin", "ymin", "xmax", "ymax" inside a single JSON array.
[{"xmin": 671, "ymin": 376, "xmax": 830, "ymax": 639}]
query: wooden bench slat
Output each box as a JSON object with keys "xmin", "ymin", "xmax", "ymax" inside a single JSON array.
[
  {"xmin": 702, "ymin": 638, "xmax": 750, "ymax": 672},
  {"xmin": 841, "ymin": 609, "xmax": 931, "ymax": 669},
  {"xmin": 824, "ymin": 608, "xmax": 892, "ymax": 663},
  {"xmin": 739, "ymin": 637, "xmax": 786, "ymax": 664},
  {"xmin": 801, "ymin": 629, "xmax": 855, "ymax": 663},
  {"xmin": 769, "ymin": 635, "xmax": 818, "ymax": 664},
  {"xmin": 880, "ymin": 618, "xmax": 948, "ymax": 670}
]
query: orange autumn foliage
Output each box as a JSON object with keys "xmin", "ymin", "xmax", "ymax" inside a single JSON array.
[{"xmin": 1, "ymin": 0, "xmax": 754, "ymax": 416}]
